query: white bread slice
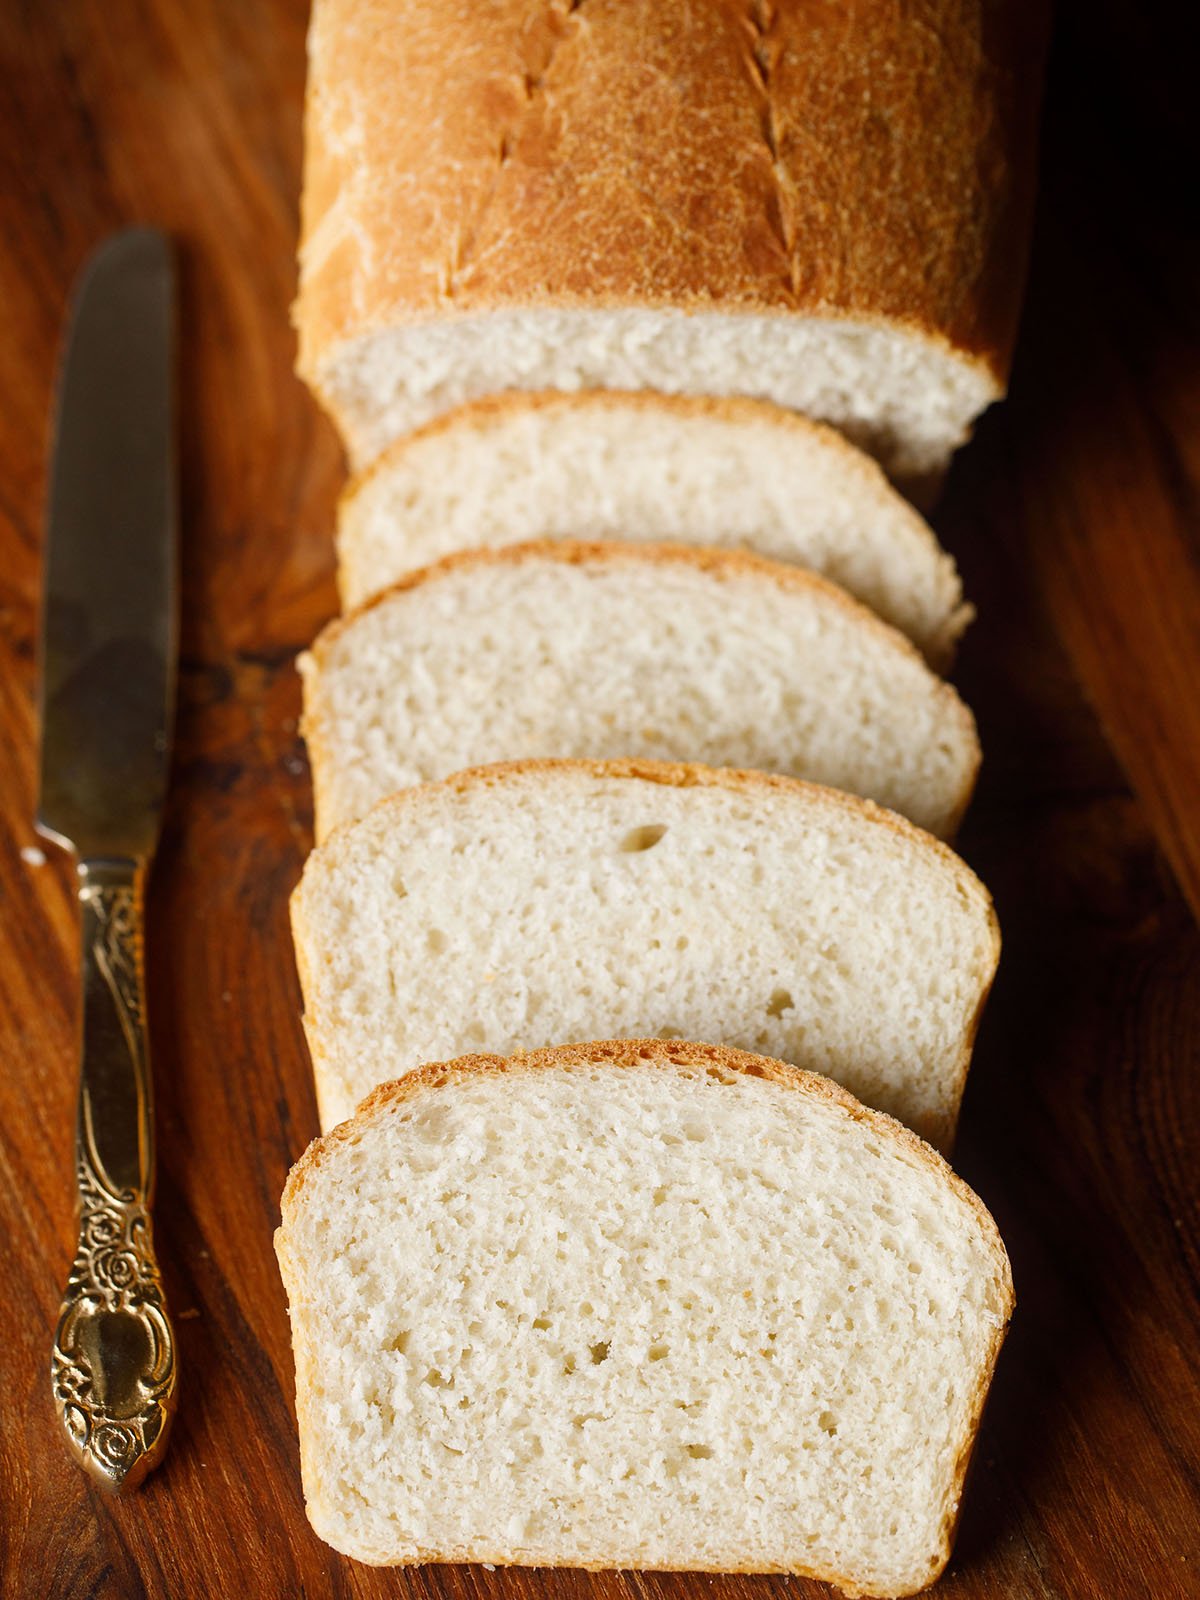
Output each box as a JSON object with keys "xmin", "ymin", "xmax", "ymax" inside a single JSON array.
[
  {"xmin": 301, "ymin": 540, "xmax": 979, "ymax": 841},
  {"xmin": 291, "ymin": 760, "xmax": 999, "ymax": 1147},
  {"xmin": 337, "ymin": 393, "xmax": 970, "ymax": 662},
  {"xmin": 275, "ymin": 1038, "xmax": 1014, "ymax": 1594},
  {"xmin": 297, "ymin": 3, "xmax": 1046, "ymax": 485}
]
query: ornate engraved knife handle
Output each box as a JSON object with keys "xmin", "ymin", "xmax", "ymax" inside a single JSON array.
[{"xmin": 51, "ymin": 857, "xmax": 177, "ymax": 1492}]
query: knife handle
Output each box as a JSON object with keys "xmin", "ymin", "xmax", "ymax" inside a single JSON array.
[{"xmin": 51, "ymin": 858, "xmax": 177, "ymax": 1491}]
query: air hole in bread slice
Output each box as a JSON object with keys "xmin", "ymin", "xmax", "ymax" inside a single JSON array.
[{"xmin": 620, "ymin": 824, "xmax": 667, "ymax": 853}]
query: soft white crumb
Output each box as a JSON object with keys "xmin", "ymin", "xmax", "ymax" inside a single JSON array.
[
  {"xmin": 339, "ymin": 393, "xmax": 966, "ymax": 661},
  {"xmin": 295, "ymin": 765, "xmax": 995, "ymax": 1145},
  {"xmin": 308, "ymin": 548, "xmax": 975, "ymax": 841},
  {"xmin": 277, "ymin": 1044, "xmax": 1012, "ymax": 1586}
]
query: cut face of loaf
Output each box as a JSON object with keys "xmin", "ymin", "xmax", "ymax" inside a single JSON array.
[
  {"xmin": 297, "ymin": 2, "xmax": 1046, "ymax": 481},
  {"xmin": 275, "ymin": 1039, "xmax": 1015, "ymax": 1593},
  {"xmin": 338, "ymin": 393, "xmax": 971, "ymax": 662},
  {"xmin": 291, "ymin": 760, "xmax": 999, "ymax": 1146},
  {"xmin": 301, "ymin": 540, "xmax": 980, "ymax": 841},
  {"xmin": 315, "ymin": 311, "xmax": 997, "ymax": 490}
]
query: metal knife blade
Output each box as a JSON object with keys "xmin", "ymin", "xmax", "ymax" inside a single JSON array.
[
  {"xmin": 38, "ymin": 227, "xmax": 177, "ymax": 862},
  {"xmin": 38, "ymin": 229, "xmax": 179, "ymax": 1493}
]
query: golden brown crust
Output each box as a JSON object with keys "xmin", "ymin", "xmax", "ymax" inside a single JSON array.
[
  {"xmin": 297, "ymin": 0, "xmax": 1048, "ymax": 384},
  {"xmin": 277, "ymin": 1036, "xmax": 1013, "ymax": 1594}
]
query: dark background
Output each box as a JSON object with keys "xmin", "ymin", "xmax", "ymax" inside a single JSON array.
[{"xmin": 0, "ymin": 2, "xmax": 1197, "ymax": 1595}]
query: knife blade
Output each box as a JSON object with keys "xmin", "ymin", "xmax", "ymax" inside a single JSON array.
[
  {"xmin": 37, "ymin": 228, "xmax": 179, "ymax": 1492},
  {"xmin": 39, "ymin": 227, "xmax": 176, "ymax": 859}
]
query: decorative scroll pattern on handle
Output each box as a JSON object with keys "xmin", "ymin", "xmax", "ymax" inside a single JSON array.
[
  {"xmin": 51, "ymin": 1145, "xmax": 176, "ymax": 1489},
  {"xmin": 52, "ymin": 870, "xmax": 176, "ymax": 1491},
  {"xmin": 81, "ymin": 876, "xmax": 144, "ymax": 1042}
]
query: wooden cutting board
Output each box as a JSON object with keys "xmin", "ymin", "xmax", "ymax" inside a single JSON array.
[{"xmin": 0, "ymin": 3, "xmax": 1197, "ymax": 1596}]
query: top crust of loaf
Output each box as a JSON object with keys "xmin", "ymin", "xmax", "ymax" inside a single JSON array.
[
  {"xmin": 278, "ymin": 1037, "xmax": 1014, "ymax": 1595},
  {"xmin": 297, "ymin": 0, "xmax": 1046, "ymax": 382}
]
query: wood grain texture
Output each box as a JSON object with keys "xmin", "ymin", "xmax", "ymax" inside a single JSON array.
[{"xmin": 0, "ymin": 2, "xmax": 1196, "ymax": 1597}]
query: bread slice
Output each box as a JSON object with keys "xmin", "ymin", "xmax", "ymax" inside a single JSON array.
[
  {"xmin": 275, "ymin": 1038, "xmax": 1014, "ymax": 1593},
  {"xmin": 337, "ymin": 393, "xmax": 970, "ymax": 661},
  {"xmin": 300, "ymin": 540, "xmax": 980, "ymax": 841},
  {"xmin": 291, "ymin": 760, "xmax": 999, "ymax": 1146},
  {"xmin": 296, "ymin": 1, "xmax": 1046, "ymax": 483}
]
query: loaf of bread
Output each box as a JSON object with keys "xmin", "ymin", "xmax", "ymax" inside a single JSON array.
[
  {"xmin": 276, "ymin": 1038, "xmax": 1014, "ymax": 1593},
  {"xmin": 297, "ymin": 0, "xmax": 1045, "ymax": 483},
  {"xmin": 337, "ymin": 393, "xmax": 970, "ymax": 661},
  {"xmin": 301, "ymin": 540, "xmax": 979, "ymax": 840},
  {"xmin": 291, "ymin": 759, "xmax": 998, "ymax": 1145}
]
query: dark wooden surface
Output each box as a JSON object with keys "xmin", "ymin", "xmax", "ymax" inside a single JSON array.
[{"xmin": 0, "ymin": 2, "xmax": 1197, "ymax": 1595}]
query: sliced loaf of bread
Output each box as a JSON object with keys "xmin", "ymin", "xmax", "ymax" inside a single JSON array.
[
  {"xmin": 276, "ymin": 1038, "xmax": 1014, "ymax": 1593},
  {"xmin": 300, "ymin": 540, "xmax": 980, "ymax": 841},
  {"xmin": 337, "ymin": 393, "xmax": 970, "ymax": 662},
  {"xmin": 291, "ymin": 760, "xmax": 999, "ymax": 1146},
  {"xmin": 297, "ymin": 3, "xmax": 1046, "ymax": 483}
]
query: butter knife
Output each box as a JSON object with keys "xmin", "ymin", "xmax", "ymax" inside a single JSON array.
[{"xmin": 37, "ymin": 228, "xmax": 179, "ymax": 1492}]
